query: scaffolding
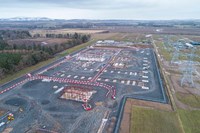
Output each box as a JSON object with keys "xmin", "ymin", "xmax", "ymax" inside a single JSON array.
[{"xmin": 60, "ymin": 86, "xmax": 96, "ymax": 102}]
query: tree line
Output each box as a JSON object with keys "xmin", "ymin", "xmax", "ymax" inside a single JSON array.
[
  {"xmin": 0, "ymin": 32, "xmax": 91, "ymax": 79},
  {"xmin": 0, "ymin": 30, "xmax": 31, "ymax": 40}
]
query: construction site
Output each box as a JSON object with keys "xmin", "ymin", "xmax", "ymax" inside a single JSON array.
[{"xmin": 0, "ymin": 40, "xmax": 167, "ymax": 133}]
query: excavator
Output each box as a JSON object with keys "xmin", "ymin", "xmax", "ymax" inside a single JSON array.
[{"xmin": 7, "ymin": 113, "xmax": 14, "ymax": 121}]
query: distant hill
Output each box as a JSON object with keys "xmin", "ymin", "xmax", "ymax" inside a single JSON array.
[
  {"xmin": 0, "ymin": 17, "xmax": 200, "ymax": 23},
  {"xmin": 0, "ymin": 17, "xmax": 55, "ymax": 21}
]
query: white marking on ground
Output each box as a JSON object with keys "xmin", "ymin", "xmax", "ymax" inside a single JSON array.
[
  {"xmin": 105, "ymin": 79, "xmax": 109, "ymax": 82},
  {"xmin": 142, "ymin": 71, "xmax": 148, "ymax": 74},
  {"xmin": 142, "ymin": 80, "xmax": 149, "ymax": 83},
  {"xmin": 141, "ymin": 86, "xmax": 149, "ymax": 90},
  {"xmin": 60, "ymin": 74, "xmax": 65, "ymax": 77},
  {"xmin": 142, "ymin": 76, "xmax": 148, "ymax": 79},
  {"xmin": 132, "ymin": 81, "xmax": 136, "ymax": 86},
  {"xmin": 134, "ymin": 72, "xmax": 137, "ymax": 76},
  {"xmin": 54, "ymin": 87, "xmax": 64, "ymax": 94},
  {"xmin": 42, "ymin": 79, "xmax": 51, "ymax": 82},
  {"xmin": 127, "ymin": 80, "xmax": 130, "ymax": 85}
]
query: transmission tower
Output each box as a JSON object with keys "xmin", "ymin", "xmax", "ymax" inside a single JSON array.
[
  {"xmin": 180, "ymin": 48, "xmax": 195, "ymax": 87},
  {"xmin": 171, "ymin": 44, "xmax": 180, "ymax": 64}
]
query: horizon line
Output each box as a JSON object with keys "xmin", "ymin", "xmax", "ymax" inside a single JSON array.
[{"xmin": 0, "ymin": 17, "xmax": 200, "ymax": 21}]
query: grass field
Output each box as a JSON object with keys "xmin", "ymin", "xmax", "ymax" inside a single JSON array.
[
  {"xmin": 57, "ymin": 39, "xmax": 97, "ymax": 57},
  {"xmin": 155, "ymin": 41, "xmax": 172, "ymax": 61},
  {"xmin": 154, "ymin": 35, "xmax": 200, "ymax": 62},
  {"xmin": 30, "ymin": 29, "xmax": 108, "ymax": 37},
  {"xmin": 178, "ymin": 109, "xmax": 200, "ymax": 133},
  {"xmin": 92, "ymin": 33, "xmax": 118, "ymax": 40},
  {"xmin": 176, "ymin": 92, "xmax": 200, "ymax": 108},
  {"xmin": 102, "ymin": 33, "xmax": 147, "ymax": 42},
  {"xmin": 130, "ymin": 107, "xmax": 182, "ymax": 133}
]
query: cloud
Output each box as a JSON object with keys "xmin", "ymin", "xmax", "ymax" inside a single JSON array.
[
  {"xmin": 0, "ymin": 0, "xmax": 200, "ymax": 19},
  {"xmin": 0, "ymin": 0, "xmax": 158, "ymax": 9}
]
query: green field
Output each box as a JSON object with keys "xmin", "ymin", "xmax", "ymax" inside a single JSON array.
[
  {"xmin": 154, "ymin": 36, "xmax": 200, "ymax": 62},
  {"xmin": 130, "ymin": 107, "xmax": 182, "ymax": 133},
  {"xmin": 178, "ymin": 109, "xmax": 200, "ymax": 133},
  {"xmin": 155, "ymin": 42, "xmax": 172, "ymax": 61},
  {"xmin": 176, "ymin": 92, "xmax": 200, "ymax": 108}
]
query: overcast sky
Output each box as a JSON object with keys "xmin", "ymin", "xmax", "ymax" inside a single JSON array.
[{"xmin": 0, "ymin": 0, "xmax": 200, "ymax": 20}]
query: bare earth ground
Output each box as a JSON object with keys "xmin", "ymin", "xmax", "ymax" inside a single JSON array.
[
  {"xmin": 170, "ymin": 75, "xmax": 200, "ymax": 95},
  {"xmin": 0, "ymin": 109, "xmax": 5, "ymax": 116},
  {"xmin": 2, "ymin": 128, "xmax": 13, "ymax": 133},
  {"xmin": 93, "ymin": 26, "xmax": 200, "ymax": 35},
  {"xmin": 182, "ymin": 35, "xmax": 200, "ymax": 42}
]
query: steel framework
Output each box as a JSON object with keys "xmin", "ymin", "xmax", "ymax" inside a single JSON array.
[{"xmin": 180, "ymin": 48, "xmax": 196, "ymax": 87}]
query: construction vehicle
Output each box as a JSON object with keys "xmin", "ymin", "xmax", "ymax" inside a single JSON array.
[
  {"xmin": 82, "ymin": 99, "xmax": 92, "ymax": 111},
  {"xmin": 82, "ymin": 103, "xmax": 92, "ymax": 111},
  {"xmin": 19, "ymin": 107, "xmax": 24, "ymax": 112},
  {"xmin": 7, "ymin": 113, "xmax": 14, "ymax": 121},
  {"xmin": 112, "ymin": 96, "xmax": 116, "ymax": 100},
  {"xmin": 111, "ymin": 89, "xmax": 116, "ymax": 100}
]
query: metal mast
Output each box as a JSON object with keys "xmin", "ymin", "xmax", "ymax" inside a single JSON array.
[
  {"xmin": 180, "ymin": 48, "xmax": 195, "ymax": 87},
  {"xmin": 171, "ymin": 43, "xmax": 180, "ymax": 64}
]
